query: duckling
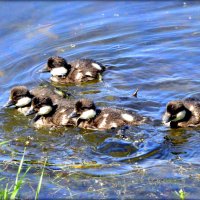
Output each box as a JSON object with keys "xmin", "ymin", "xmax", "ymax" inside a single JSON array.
[
  {"xmin": 41, "ymin": 56, "xmax": 105, "ymax": 84},
  {"xmin": 4, "ymin": 86, "xmax": 68, "ymax": 115},
  {"xmin": 4, "ymin": 86, "xmax": 33, "ymax": 114},
  {"xmin": 162, "ymin": 98, "xmax": 200, "ymax": 128},
  {"xmin": 25, "ymin": 96, "xmax": 76, "ymax": 128},
  {"xmin": 68, "ymin": 99, "xmax": 149, "ymax": 130}
]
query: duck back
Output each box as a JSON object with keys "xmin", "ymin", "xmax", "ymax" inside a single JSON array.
[{"xmin": 78, "ymin": 107, "xmax": 149, "ymax": 130}]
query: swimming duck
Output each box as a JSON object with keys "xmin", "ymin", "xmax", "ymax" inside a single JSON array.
[
  {"xmin": 41, "ymin": 56, "xmax": 105, "ymax": 84},
  {"xmin": 68, "ymin": 99, "xmax": 149, "ymax": 130},
  {"xmin": 4, "ymin": 86, "xmax": 68, "ymax": 115},
  {"xmin": 4, "ymin": 86, "xmax": 33, "ymax": 115},
  {"xmin": 162, "ymin": 98, "xmax": 200, "ymax": 128},
  {"xmin": 25, "ymin": 96, "xmax": 76, "ymax": 128}
]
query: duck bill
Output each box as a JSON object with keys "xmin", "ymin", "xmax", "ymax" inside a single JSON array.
[
  {"xmin": 4, "ymin": 99, "xmax": 15, "ymax": 108},
  {"xmin": 25, "ymin": 107, "xmax": 36, "ymax": 116},
  {"xmin": 162, "ymin": 113, "xmax": 175, "ymax": 123},
  {"xmin": 68, "ymin": 111, "xmax": 79, "ymax": 119},
  {"xmin": 162, "ymin": 112, "xmax": 171, "ymax": 123}
]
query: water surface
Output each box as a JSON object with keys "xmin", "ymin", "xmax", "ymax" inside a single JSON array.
[{"xmin": 1, "ymin": 1, "xmax": 200, "ymax": 199}]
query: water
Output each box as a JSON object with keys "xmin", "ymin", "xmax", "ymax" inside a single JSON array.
[{"xmin": 1, "ymin": 1, "xmax": 200, "ymax": 199}]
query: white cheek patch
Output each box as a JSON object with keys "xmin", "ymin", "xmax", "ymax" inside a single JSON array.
[
  {"xmin": 92, "ymin": 63, "xmax": 102, "ymax": 70},
  {"xmin": 121, "ymin": 113, "xmax": 134, "ymax": 122},
  {"xmin": 85, "ymin": 71, "xmax": 93, "ymax": 77},
  {"xmin": 80, "ymin": 109, "xmax": 96, "ymax": 120},
  {"xmin": 50, "ymin": 67, "xmax": 68, "ymax": 76},
  {"xmin": 172, "ymin": 110, "xmax": 186, "ymax": 122},
  {"xmin": 38, "ymin": 106, "xmax": 52, "ymax": 115},
  {"xmin": 16, "ymin": 97, "xmax": 32, "ymax": 107}
]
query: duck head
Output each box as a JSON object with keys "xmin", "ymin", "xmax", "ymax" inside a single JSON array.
[
  {"xmin": 41, "ymin": 56, "xmax": 71, "ymax": 77},
  {"xmin": 162, "ymin": 100, "xmax": 190, "ymax": 124},
  {"xmin": 68, "ymin": 99, "xmax": 97, "ymax": 121},
  {"xmin": 25, "ymin": 96, "xmax": 54, "ymax": 117},
  {"xmin": 5, "ymin": 86, "xmax": 32, "ymax": 108}
]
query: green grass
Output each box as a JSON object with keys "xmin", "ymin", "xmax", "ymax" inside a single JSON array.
[
  {"xmin": 0, "ymin": 147, "xmax": 47, "ymax": 200},
  {"xmin": 10, "ymin": 147, "xmax": 31, "ymax": 200},
  {"xmin": 175, "ymin": 189, "xmax": 187, "ymax": 200},
  {"xmin": 35, "ymin": 158, "xmax": 47, "ymax": 200}
]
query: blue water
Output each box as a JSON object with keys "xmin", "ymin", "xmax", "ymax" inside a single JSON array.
[{"xmin": 1, "ymin": 1, "xmax": 200, "ymax": 199}]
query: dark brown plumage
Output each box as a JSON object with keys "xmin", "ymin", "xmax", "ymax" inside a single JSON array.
[
  {"xmin": 5, "ymin": 86, "xmax": 72, "ymax": 115},
  {"xmin": 26, "ymin": 96, "xmax": 76, "ymax": 128},
  {"xmin": 30, "ymin": 87, "xmax": 67, "ymax": 106},
  {"xmin": 69, "ymin": 99, "xmax": 149, "ymax": 130},
  {"xmin": 42, "ymin": 56, "xmax": 105, "ymax": 84},
  {"xmin": 9, "ymin": 86, "xmax": 32, "ymax": 105},
  {"xmin": 163, "ymin": 98, "xmax": 200, "ymax": 128}
]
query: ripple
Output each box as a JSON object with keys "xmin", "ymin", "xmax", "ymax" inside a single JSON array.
[{"xmin": 1, "ymin": 1, "xmax": 200, "ymax": 198}]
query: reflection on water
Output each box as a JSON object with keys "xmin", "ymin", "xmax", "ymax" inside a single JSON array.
[{"xmin": 1, "ymin": 1, "xmax": 200, "ymax": 199}]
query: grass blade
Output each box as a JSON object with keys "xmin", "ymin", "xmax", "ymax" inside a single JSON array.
[
  {"xmin": 10, "ymin": 166, "xmax": 31, "ymax": 200},
  {"xmin": 14, "ymin": 147, "xmax": 26, "ymax": 188},
  {"xmin": 0, "ymin": 141, "xmax": 10, "ymax": 146},
  {"xmin": 35, "ymin": 158, "xmax": 47, "ymax": 200},
  {"xmin": 3, "ymin": 183, "xmax": 8, "ymax": 200},
  {"xmin": 10, "ymin": 147, "xmax": 27, "ymax": 200}
]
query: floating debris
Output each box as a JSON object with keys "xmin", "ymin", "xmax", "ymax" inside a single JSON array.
[
  {"xmin": 70, "ymin": 44, "xmax": 76, "ymax": 48},
  {"xmin": 132, "ymin": 88, "xmax": 139, "ymax": 98}
]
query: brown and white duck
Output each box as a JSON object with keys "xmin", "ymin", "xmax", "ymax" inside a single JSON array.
[
  {"xmin": 163, "ymin": 97, "xmax": 200, "ymax": 128},
  {"xmin": 68, "ymin": 99, "xmax": 149, "ymax": 130},
  {"xmin": 4, "ymin": 86, "xmax": 69, "ymax": 115},
  {"xmin": 25, "ymin": 96, "xmax": 76, "ymax": 128},
  {"xmin": 41, "ymin": 56, "xmax": 105, "ymax": 84}
]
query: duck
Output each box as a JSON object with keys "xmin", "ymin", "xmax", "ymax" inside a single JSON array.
[
  {"xmin": 68, "ymin": 99, "xmax": 150, "ymax": 130},
  {"xmin": 4, "ymin": 85, "xmax": 69, "ymax": 115},
  {"xmin": 41, "ymin": 56, "xmax": 105, "ymax": 84},
  {"xmin": 162, "ymin": 97, "xmax": 200, "ymax": 128},
  {"xmin": 25, "ymin": 96, "xmax": 76, "ymax": 128},
  {"xmin": 4, "ymin": 86, "xmax": 33, "ymax": 115}
]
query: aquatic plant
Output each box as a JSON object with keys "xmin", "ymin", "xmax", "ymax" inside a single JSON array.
[
  {"xmin": 175, "ymin": 189, "xmax": 187, "ymax": 200},
  {"xmin": 35, "ymin": 158, "xmax": 47, "ymax": 200},
  {"xmin": 0, "ymin": 146, "xmax": 47, "ymax": 200},
  {"xmin": 0, "ymin": 147, "xmax": 30, "ymax": 200}
]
